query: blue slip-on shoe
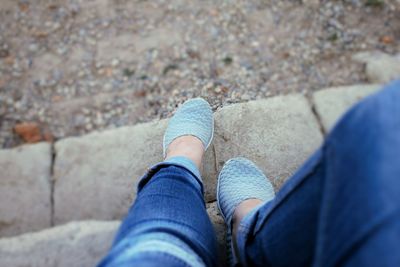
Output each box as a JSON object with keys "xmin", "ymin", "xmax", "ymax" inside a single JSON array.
[
  {"xmin": 217, "ymin": 157, "xmax": 275, "ymax": 266},
  {"xmin": 163, "ymin": 98, "xmax": 214, "ymax": 158}
]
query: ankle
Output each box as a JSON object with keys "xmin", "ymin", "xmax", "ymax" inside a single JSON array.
[
  {"xmin": 165, "ymin": 135, "xmax": 205, "ymax": 169},
  {"xmin": 233, "ymin": 199, "xmax": 263, "ymax": 222},
  {"xmin": 232, "ymin": 199, "xmax": 263, "ymax": 252}
]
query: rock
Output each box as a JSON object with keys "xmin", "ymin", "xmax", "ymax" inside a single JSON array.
[
  {"xmin": 73, "ymin": 114, "xmax": 86, "ymax": 128},
  {"xmin": 214, "ymin": 94, "xmax": 323, "ymax": 189},
  {"xmin": 53, "ymin": 120, "xmax": 217, "ymax": 225},
  {"xmin": 14, "ymin": 122, "xmax": 42, "ymax": 143},
  {"xmin": 0, "ymin": 143, "xmax": 52, "ymax": 237},
  {"xmin": 241, "ymin": 93, "xmax": 251, "ymax": 101},
  {"xmin": 0, "ymin": 49, "xmax": 10, "ymax": 58},
  {"xmin": 111, "ymin": 58, "xmax": 120, "ymax": 67},
  {"xmin": 353, "ymin": 51, "xmax": 400, "ymax": 84},
  {"xmin": 380, "ymin": 35, "xmax": 394, "ymax": 45},
  {"xmin": 0, "ymin": 220, "xmax": 119, "ymax": 267},
  {"xmin": 312, "ymin": 84, "xmax": 382, "ymax": 133},
  {"xmin": 28, "ymin": 43, "xmax": 39, "ymax": 52}
]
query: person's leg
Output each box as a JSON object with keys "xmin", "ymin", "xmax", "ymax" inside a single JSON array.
[
  {"xmin": 234, "ymin": 80, "xmax": 400, "ymax": 267},
  {"xmin": 217, "ymin": 157, "xmax": 276, "ymax": 266},
  {"xmin": 98, "ymin": 99, "xmax": 218, "ymax": 267}
]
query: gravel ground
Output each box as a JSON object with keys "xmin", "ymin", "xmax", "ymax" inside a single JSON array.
[{"xmin": 0, "ymin": 0, "xmax": 399, "ymax": 148}]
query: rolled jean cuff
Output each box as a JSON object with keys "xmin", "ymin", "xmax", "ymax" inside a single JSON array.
[
  {"xmin": 164, "ymin": 156, "xmax": 201, "ymax": 181},
  {"xmin": 106, "ymin": 232, "xmax": 206, "ymax": 267},
  {"xmin": 137, "ymin": 156, "xmax": 204, "ymax": 195},
  {"xmin": 236, "ymin": 203, "xmax": 265, "ymax": 266}
]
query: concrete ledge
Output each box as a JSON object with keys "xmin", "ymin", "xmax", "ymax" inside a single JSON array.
[
  {"xmin": 0, "ymin": 220, "xmax": 119, "ymax": 267},
  {"xmin": 54, "ymin": 121, "xmax": 166, "ymax": 225},
  {"xmin": 53, "ymin": 93, "xmax": 324, "ymax": 225},
  {"xmin": 353, "ymin": 51, "xmax": 400, "ymax": 84},
  {"xmin": 1, "ymin": 84, "xmax": 387, "ymax": 266},
  {"xmin": 53, "ymin": 119, "xmax": 217, "ymax": 224},
  {"xmin": 312, "ymin": 84, "xmax": 382, "ymax": 133},
  {"xmin": 0, "ymin": 142, "xmax": 52, "ymax": 237},
  {"xmin": 0, "ymin": 202, "xmax": 226, "ymax": 267},
  {"xmin": 214, "ymin": 94, "xmax": 323, "ymax": 189}
]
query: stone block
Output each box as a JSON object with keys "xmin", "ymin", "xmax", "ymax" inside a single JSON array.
[
  {"xmin": 313, "ymin": 84, "xmax": 381, "ymax": 132},
  {"xmin": 0, "ymin": 142, "xmax": 51, "ymax": 237},
  {"xmin": 54, "ymin": 120, "xmax": 217, "ymax": 224},
  {"xmin": 353, "ymin": 51, "xmax": 400, "ymax": 84},
  {"xmin": 214, "ymin": 94, "xmax": 323, "ymax": 189},
  {"xmin": 0, "ymin": 211, "xmax": 226, "ymax": 267},
  {"xmin": 0, "ymin": 220, "xmax": 119, "ymax": 267}
]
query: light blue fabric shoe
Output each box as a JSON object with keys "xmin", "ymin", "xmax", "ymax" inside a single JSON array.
[
  {"xmin": 217, "ymin": 157, "xmax": 275, "ymax": 266},
  {"xmin": 163, "ymin": 98, "xmax": 214, "ymax": 158}
]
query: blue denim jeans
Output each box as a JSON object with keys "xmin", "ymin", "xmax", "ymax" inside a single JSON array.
[{"xmin": 99, "ymin": 80, "xmax": 400, "ymax": 267}]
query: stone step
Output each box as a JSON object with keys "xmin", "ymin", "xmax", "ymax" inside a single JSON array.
[
  {"xmin": 0, "ymin": 220, "xmax": 119, "ymax": 267},
  {"xmin": 0, "ymin": 143, "xmax": 52, "ymax": 237},
  {"xmin": 0, "ymin": 84, "xmax": 387, "ymax": 239},
  {"xmin": 352, "ymin": 51, "xmax": 400, "ymax": 84},
  {"xmin": 0, "ymin": 202, "xmax": 225, "ymax": 267},
  {"xmin": 53, "ymin": 93, "xmax": 323, "ymax": 225},
  {"xmin": 1, "ymin": 50, "xmax": 399, "ymax": 266},
  {"xmin": 312, "ymin": 84, "xmax": 381, "ymax": 132}
]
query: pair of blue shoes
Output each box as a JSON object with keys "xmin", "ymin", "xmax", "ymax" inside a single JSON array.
[{"xmin": 163, "ymin": 98, "xmax": 275, "ymax": 266}]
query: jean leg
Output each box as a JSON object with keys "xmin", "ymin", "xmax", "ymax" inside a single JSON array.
[
  {"xmin": 237, "ymin": 80, "xmax": 400, "ymax": 267},
  {"xmin": 98, "ymin": 164, "xmax": 218, "ymax": 267},
  {"xmin": 237, "ymin": 148, "xmax": 325, "ymax": 267}
]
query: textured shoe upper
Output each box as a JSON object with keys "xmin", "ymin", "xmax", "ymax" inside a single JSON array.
[
  {"xmin": 163, "ymin": 98, "xmax": 213, "ymax": 157},
  {"xmin": 217, "ymin": 157, "xmax": 275, "ymax": 226}
]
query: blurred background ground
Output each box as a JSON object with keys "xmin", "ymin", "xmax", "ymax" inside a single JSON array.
[{"xmin": 0, "ymin": 0, "xmax": 399, "ymax": 148}]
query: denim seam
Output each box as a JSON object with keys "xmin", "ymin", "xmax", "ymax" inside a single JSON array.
[{"xmin": 313, "ymin": 139, "xmax": 334, "ymax": 267}]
